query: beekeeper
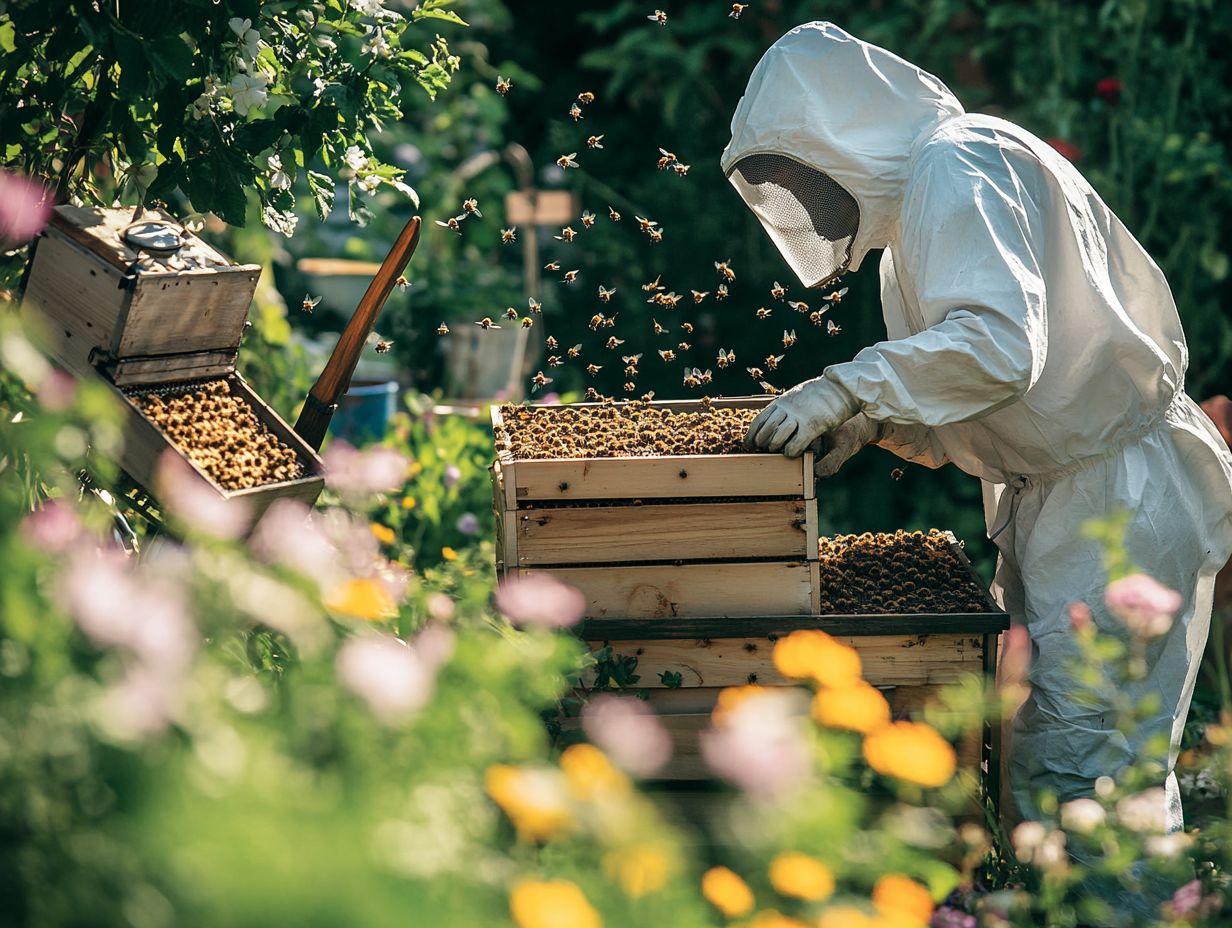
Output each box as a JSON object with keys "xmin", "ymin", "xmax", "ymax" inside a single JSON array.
[{"xmin": 728, "ymin": 22, "xmax": 1232, "ymax": 833}]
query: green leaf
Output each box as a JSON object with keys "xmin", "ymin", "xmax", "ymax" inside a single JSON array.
[
  {"xmin": 306, "ymin": 170, "xmax": 335, "ymax": 221},
  {"xmin": 411, "ymin": 8, "xmax": 468, "ymax": 26},
  {"xmin": 112, "ymin": 34, "xmax": 151, "ymax": 99},
  {"xmin": 184, "ymin": 154, "xmax": 248, "ymax": 226},
  {"xmin": 0, "ymin": 21, "xmax": 15, "ymax": 54},
  {"xmin": 146, "ymin": 34, "xmax": 194, "ymax": 82}
]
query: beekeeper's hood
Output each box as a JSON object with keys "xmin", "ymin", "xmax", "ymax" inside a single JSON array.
[{"xmin": 721, "ymin": 22, "xmax": 964, "ymax": 287}]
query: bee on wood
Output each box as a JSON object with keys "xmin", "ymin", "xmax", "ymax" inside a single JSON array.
[
  {"xmin": 658, "ymin": 349, "xmax": 676, "ymax": 362},
  {"xmin": 531, "ymin": 371, "xmax": 552, "ymax": 392},
  {"xmin": 301, "ymin": 293, "xmax": 321, "ymax": 313},
  {"xmin": 608, "ymin": 206, "xmax": 622, "ymax": 222},
  {"xmin": 589, "ymin": 313, "xmax": 606, "ymax": 330},
  {"xmin": 476, "ymin": 317, "xmax": 501, "ymax": 329},
  {"xmin": 569, "ymin": 102, "xmax": 583, "ymax": 121},
  {"xmin": 673, "ymin": 162, "xmax": 690, "ymax": 177},
  {"xmin": 681, "ymin": 322, "xmax": 694, "ymax": 334},
  {"xmin": 714, "ymin": 259, "xmax": 736, "ymax": 282},
  {"xmin": 568, "ymin": 344, "xmax": 583, "ymax": 358},
  {"xmin": 760, "ymin": 381, "xmax": 782, "ymax": 395},
  {"xmin": 563, "ymin": 269, "xmax": 580, "ymax": 283},
  {"xmin": 755, "ymin": 307, "xmax": 772, "ymax": 320},
  {"xmin": 677, "ymin": 341, "xmax": 691, "ymax": 351},
  {"xmin": 462, "ymin": 197, "xmax": 481, "ymax": 218},
  {"xmin": 544, "ymin": 261, "xmax": 561, "ymax": 271},
  {"xmin": 436, "ymin": 322, "xmax": 450, "ymax": 336},
  {"xmin": 528, "ymin": 297, "xmax": 542, "ymax": 314},
  {"xmin": 700, "ymin": 395, "xmax": 713, "ymax": 408},
  {"xmin": 653, "ymin": 319, "xmax": 666, "ymax": 335},
  {"xmin": 730, "ymin": 3, "xmax": 749, "ymax": 19},
  {"xmin": 556, "ymin": 152, "xmax": 579, "ymax": 169},
  {"xmin": 782, "ymin": 329, "xmax": 797, "ymax": 348},
  {"xmin": 587, "ymin": 134, "xmax": 605, "ymax": 150},
  {"xmin": 521, "ymin": 316, "xmax": 534, "ymax": 329},
  {"xmin": 765, "ymin": 353, "xmax": 784, "ymax": 371},
  {"xmin": 435, "ymin": 215, "xmax": 465, "ymax": 234},
  {"xmin": 500, "ymin": 227, "xmax": 517, "ymax": 244},
  {"xmin": 641, "ymin": 391, "xmax": 656, "ymax": 401},
  {"xmin": 648, "ymin": 9, "xmax": 667, "ymax": 25},
  {"xmin": 586, "ymin": 363, "xmax": 602, "ymax": 376},
  {"xmin": 824, "ymin": 286, "xmax": 849, "ymax": 303},
  {"xmin": 717, "ymin": 348, "xmax": 735, "ymax": 368},
  {"xmin": 642, "ymin": 274, "xmax": 664, "ymax": 292},
  {"xmin": 788, "ymin": 299, "xmax": 809, "ymax": 313},
  {"xmin": 606, "ymin": 336, "xmax": 625, "ymax": 349},
  {"xmin": 578, "ymin": 91, "xmax": 596, "ymax": 105},
  {"xmin": 691, "ymin": 290, "xmax": 709, "ymax": 304},
  {"xmin": 554, "ymin": 226, "xmax": 577, "ymax": 243},
  {"xmin": 495, "ymin": 75, "xmax": 512, "ymax": 94},
  {"xmin": 598, "ymin": 285, "xmax": 616, "ymax": 302},
  {"xmin": 771, "ymin": 280, "xmax": 787, "ymax": 300},
  {"xmin": 746, "ymin": 366, "xmax": 764, "ymax": 380},
  {"xmin": 827, "ymin": 319, "xmax": 843, "ymax": 336},
  {"xmin": 547, "ymin": 355, "xmax": 563, "ymax": 367},
  {"xmin": 545, "ymin": 335, "xmax": 559, "ymax": 350},
  {"xmin": 715, "ymin": 283, "xmax": 729, "ymax": 300},
  {"xmin": 580, "ymin": 210, "xmax": 596, "ymax": 228}
]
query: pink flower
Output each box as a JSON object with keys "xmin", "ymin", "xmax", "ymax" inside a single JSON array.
[
  {"xmin": 1068, "ymin": 602, "xmax": 1093, "ymax": 632},
  {"xmin": 322, "ymin": 440, "xmax": 410, "ymax": 500},
  {"xmin": 539, "ymin": 392, "xmax": 561, "ymax": 406},
  {"xmin": 156, "ymin": 451, "xmax": 252, "ymax": 540},
  {"xmin": 250, "ymin": 499, "xmax": 339, "ymax": 581},
  {"xmin": 21, "ymin": 500, "xmax": 83, "ymax": 553},
  {"xmin": 700, "ymin": 688, "xmax": 812, "ymax": 800},
  {"xmin": 443, "ymin": 464, "xmax": 462, "ymax": 488},
  {"xmin": 1105, "ymin": 574, "xmax": 1181, "ymax": 639},
  {"xmin": 426, "ymin": 592, "xmax": 455, "ymax": 622},
  {"xmin": 99, "ymin": 667, "xmax": 176, "ymax": 740},
  {"xmin": 455, "ymin": 511, "xmax": 479, "ymax": 535},
  {"xmin": 0, "ymin": 170, "xmax": 52, "ymax": 244},
  {"xmin": 36, "ymin": 368, "xmax": 77, "ymax": 411},
  {"xmin": 1095, "ymin": 77, "xmax": 1123, "ymax": 105},
  {"xmin": 1166, "ymin": 879, "xmax": 1222, "ymax": 919},
  {"xmin": 581, "ymin": 694, "xmax": 673, "ymax": 777},
  {"xmin": 337, "ymin": 634, "xmax": 436, "ymax": 722},
  {"xmin": 931, "ymin": 906, "xmax": 976, "ymax": 928},
  {"xmin": 1047, "ymin": 137, "xmax": 1082, "ymax": 162},
  {"xmin": 494, "ymin": 573, "xmax": 586, "ymax": 628}
]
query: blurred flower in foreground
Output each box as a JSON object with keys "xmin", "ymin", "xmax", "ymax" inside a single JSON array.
[
  {"xmin": 1104, "ymin": 573, "xmax": 1181, "ymax": 639},
  {"xmin": 1010, "ymin": 821, "xmax": 1068, "ymax": 872},
  {"xmin": 485, "ymin": 764, "xmax": 572, "ymax": 842},
  {"xmin": 811, "ymin": 681, "xmax": 890, "ymax": 733},
  {"xmin": 322, "ymin": 440, "xmax": 410, "ymax": 501},
  {"xmin": 509, "ymin": 879, "xmax": 601, "ymax": 928},
  {"xmin": 336, "ymin": 632, "xmax": 441, "ymax": 723},
  {"xmin": 157, "ymin": 451, "xmax": 252, "ymax": 539},
  {"xmin": 559, "ymin": 743, "xmax": 629, "ymax": 801},
  {"xmin": 0, "ymin": 170, "xmax": 52, "ymax": 244},
  {"xmin": 1115, "ymin": 786, "xmax": 1168, "ymax": 833},
  {"xmin": 603, "ymin": 844, "xmax": 672, "ymax": 899},
  {"xmin": 1059, "ymin": 797, "xmax": 1106, "ymax": 835},
  {"xmin": 1047, "ymin": 137, "xmax": 1082, "ymax": 162},
  {"xmin": 817, "ymin": 906, "xmax": 878, "ymax": 928},
  {"xmin": 1095, "ymin": 76, "xmax": 1123, "ymax": 105},
  {"xmin": 443, "ymin": 463, "xmax": 462, "ymax": 488},
  {"xmin": 863, "ymin": 721, "xmax": 956, "ymax": 788},
  {"xmin": 1164, "ymin": 879, "xmax": 1224, "ymax": 921},
  {"xmin": 702, "ymin": 866, "xmax": 755, "ymax": 918},
  {"xmin": 873, "ymin": 874, "xmax": 934, "ymax": 925},
  {"xmin": 494, "ymin": 573, "xmax": 586, "ymax": 628},
  {"xmin": 581, "ymin": 694, "xmax": 672, "ymax": 777},
  {"xmin": 701, "ymin": 687, "xmax": 811, "ymax": 800},
  {"xmin": 21, "ymin": 499, "xmax": 83, "ymax": 553},
  {"xmin": 768, "ymin": 852, "xmax": 834, "ymax": 901},
  {"xmin": 930, "ymin": 905, "xmax": 976, "ymax": 928},
  {"xmin": 455, "ymin": 511, "xmax": 480, "ymax": 535},
  {"xmin": 773, "ymin": 629, "xmax": 862, "ymax": 687},
  {"xmin": 324, "ymin": 576, "xmax": 397, "ymax": 620}
]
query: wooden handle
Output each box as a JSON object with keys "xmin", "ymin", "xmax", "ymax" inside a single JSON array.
[{"xmin": 294, "ymin": 215, "xmax": 421, "ymax": 450}]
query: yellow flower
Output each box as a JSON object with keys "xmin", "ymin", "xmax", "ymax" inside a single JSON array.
[
  {"xmin": 370, "ymin": 522, "xmax": 396, "ymax": 545},
  {"xmin": 702, "ymin": 866, "xmax": 755, "ymax": 918},
  {"xmin": 442, "ymin": 546, "xmax": 459, "ymax": 561},
  {"xmin": 863, "ymin": 721, "xmax": 956, "ymax": 788},
  {"xmin": 772, "ymin": 630, "xmax": 862, "ymax": 687},
  {"xmin": 811, "ymin": 683, "xmax": 891, "ymax": 734},
  {"xmin": 324, "ymin": 577, "xmax": 397, "ymax": 620},
  {"xmin": 559, "ymin": 743, "xmax": 629, "ymax": 801},
  {"xmin": 485, "ymin": 764, "xmax": 572, "ymax": 842},
  {"xmin": 768, "ymin": 852, "xmax": 835, "ymax": 901},
  {"xmin": 872, "ymin": 875, "xmax": 933, "ymax": 926},
  {"xmin": 711, "ymin": 684, "xmax": 765, "ymax": 725},
  {"xmin": 602, "ymin": 845, "xmax": 672, "ymax": 898},
  {"xmin": 510, "ymin": 879, "xmax": 601, "ymax": 928},
  {"xmin": 747, "ymin": 910, "xmax": 811, "ymax": 928},
  {"xmin": 817, "ymin": 906, "xmax": 876, "ymax": 928},
  {"xmin": 400, "ymin": 495, "xmax": 417, "ymax": 510},
  {"xmin": 408, "ymin": 460, "xmax": 423, "ymax": 476}
]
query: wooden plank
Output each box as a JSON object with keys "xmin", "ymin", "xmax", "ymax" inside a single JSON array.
[
  {"xmin": 118, "ymin": 269, "xmax": 258, "ymax": 359},
  {"xmin": 111, "ymin": 351, "xmax": 237, "ymax": 387},
  {"xmin": 524, "ymin": 561, "xmax": 817, "ymax": 619},
  {"xmin": 583, "ymin": 634, "xmax": 984, "ymax": 689},
  {"xmin": 579, "ymin": 613, "xmax": 1009, "ymax": 639},
  {"xmin": 514, "ymin": 499, "xmax": 810, "ymax": 565}
]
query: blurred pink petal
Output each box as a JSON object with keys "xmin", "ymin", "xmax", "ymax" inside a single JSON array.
[
  {"xmin": 21, "ymin": 499, "xmax": 83, "ymax": 553},
  {"xmin": 157, "ymin": 451, "xmax": 251, "ymax": 540},
  {"xmin": 494, "ymin": 573, "xmax": 586, "ymax": 628},
  {"xmin": 337, "ymin": 634, "xmax": 435, "ymax": 722},
  {"xmin": 1105, "ymin": 574, "xmax": 1181, "ymax": 639},
  {"xmin": 1068, "ymin": 602, "xmax": 1093, "ymax": 632},
  {"xmin": 998, "ymin": 624, "xmax": 1031, "ymax": 688},
  {"xmin": 0, "ymin": 171, "xmax": 52, "ymax": 244},
  {"xmin": 700, "ymin": 688, "xmax": 811, "ymax": 800},
  {"xmin": 413, "ymin": 621, "xmax": 456, "ymax": 670},
  {"xmin": 99, "ymin": 667, "xmax": 175, "ymax": 740},
  {"xmin": 250, "ymin": 499, "xmax": 340, "ymax": 582},
  {"xmin": 426, "ymin": 592, "xmax": 455, "ymax": 622},
  {"xmin": 322, "ymin": 440, "xmax": 410, "ymax": 500},
  {"xmin": 36, "ymin": 368, "xmax": 77, "ymax": 411},
  {"xmin": 443, "ymin": 464, "xmax": 461, "ymax": 488},
  {"xmin": 581, "ymin": 694, "xmax": 672, "ymax": 777},
  {"xmin": 455, "ymin": 511, "xmax": 479, "ymax": 535}
]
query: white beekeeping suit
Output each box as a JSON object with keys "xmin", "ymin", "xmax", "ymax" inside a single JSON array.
[{"xmin": 725, "ymin": 21, "xmax": 1232, "ymax": 835}]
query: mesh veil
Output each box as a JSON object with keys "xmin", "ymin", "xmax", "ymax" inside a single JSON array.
[{"xmin": 728, "ymin": 153, "xmax": 860, "ymax": 288}]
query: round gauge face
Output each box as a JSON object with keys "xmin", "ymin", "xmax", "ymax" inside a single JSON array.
[{"xmin": 122, "ymin": 220, "xmax": 184, "ymax": 255}]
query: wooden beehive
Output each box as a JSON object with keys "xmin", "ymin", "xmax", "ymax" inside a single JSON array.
[
  {"xmin": 491, "ymin": 397, "xmax": 820, "ymax": 618},
  {"xmin": 23, "ymin": 206, "xmax": 324, "ymax": 513}
]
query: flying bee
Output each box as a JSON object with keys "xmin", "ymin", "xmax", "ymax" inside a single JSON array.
[
  {"xmin": 635, "ymin": 216, "xmax": 658, "ymax": 233},
  {"xmin": 717, "ymin": 348, "xmax": 735, "ymax": 368},
  {"xmin": 658, "ymin": 349, "xmax": 676, "ymax": 362},
  {"xmin": 622, "ymin": 353, "xmax": 643, "ymax": 365},
  {"xmin": 809, "ymin": 310, "xmax": 826, "ymax": 326},
  {"xmin": 436, "ymin": 322, "xmax": 450, "ymax": 336},
  {"xmin": 531, "ymin": 371, "xmax": 552, "ymax": 392},
  {"xmin": 657, "ymin": 147, "xmax": 677, "ymax": 169},
  {"xmin": 653, "ymin": 319, "xmax": 666, "ymax": 335},
  {"xmin": 547, "ymin": 355, "xmax": 563, "ymax": 367},
  {"xmin": 528, "ymin": 297, "xmax": 542, "ymax": 314},
  {"xmin": 746, "ymin": 366, "xmax": 764, "ymax": 379},
  {"xmin": 641, "ymin": 391, "xmax": 656, "ymax": 401},
  {"xmin": 476, "ymin": 317, "xmax": 501, "ymax": 329},
  {"xmin": 683, "ymin": 369, "xmax": 701, "ymax": 388},
  {"xmin": 395, "ymin": 275, "xmax": 410, "ymax": 291},
  {"xmin": 662, "ymin": 292, "xmax": 682, "ymax": 308},
  {"xmin": 788, "ymin": 299, "xmax": 809, "ymax": 313},
  {"xmin": 589, "ymin": 313, "xmax": 606, "ymax": 330},
  {"xmin": 765, "ymin": 353, "xmax": 784, "ymax": 371},
  {"xmin": 568, "ymin": 344, "xmax": 583, "ymax": 358},
  {"xmin": 642, "ymin": 274, "xmax": 664, "ymax": 292},
  {"xmin": 716, "ymin": 283, "xmax": 729, "ymax": 300},
  {"xmin": 495, "ymin": 75, "xmax": 512, "ymax": 94},
  {"xmin": 673, "ymin": 162, "xmax": 690, "ymax": 176},
  {"xmin": 603, "ymin": 314, "xmax": 618, "ymax": 328},
  {"xmin": 503, "ymin": 306, "xmax": 519, "ymax": 320},
  {"xmin": 624, "ymin": 364, "xmax": 639, "ymax": 377},
  {"xmin": 500, "ymin": 227, "xmax": 517, "ymax": 244},
  {"xmin": 824, "ymin": 286, "xmax": 850, "ymax": 303},
  {"xmin": 435, "ymin": 215, "xmax": 465, "ymax": 234},
  {"xmin": 521, "ymin": 316, "xmax": 534, "ymax": 329},
  {"xmin": 699, "ymin": 368, "xmax": 713, "ymax": 384},
  {"xmin": 755, "ymin": 307, "xmax": 772, "ymax": 320},
  {"xmin": 714, "ymin": 259, "xmax": 736, "ymax": 282},
  {"xmin": 598, "ymin": 285, "xmax": 616, "ymax": 302},
  {"xmin": 580, "ymin": 210, "xmax": 596, "ymax": 228},
  {"xmin": 760, "ymin": 381, "xmax": 782, "ymax": 395},
  {"xmin": 648, "ymin": 292, "xmax": 666, "ymax": 305},
  {"xmin": 555, "ymin": 226, "xmax": 577, "ymax": 243},
  {"xmin": 681, "ymin": 322, "xmax": 694, "ymax": 334},
  {"xmin": 301, "ymin": 293, "xmax": 321, "ymax": 313},
  {"xmin": 556, "ymin": 152, "xmax": 579, "ymax": 169},
  {"xmin": 563, "ymin": 269, "xmax": 580, "ymax": 283},
  {"xmin": 730, "ymin": 3, "xmax": 749, "ymax": 19},
  {"xmin": 586, "ymin": 363, "xmax": 602, "ymax": 376},
  {"xmin": 771, "ymin": 280, "xmax": 787, "ymax": 300},
  {"xmin": 782, "ymin": 329, "xmax": 798, "ymax": 348},
  {"xmin": 677, "ymin": 341, "xmax": 691, "ymax": 351},
  {"xmin": 827, "ymin": 319, "xmax": 843, "ymax": 336},
  {"xmin": 462, "ymin": 197, "xmax": 481, "ymax": 217},
  {"xmin": 691, "ymin": 290, "xmax": 709, "ymax": 303},
  {"xmin": 648, "ymin": 9, "xmax": 667, "ymax": 24},
  {"xmin": 606, "ymin": 336, "xmax": 625, "ymax": 349},
  {"xmin": 608, "ymin": 206, "xmax": 621, "ymax": 221},
  {"xmin": 623, "ymin": 381, "xmax": 636, "ymax": 393},
  {"xmin": 648, "ymin": 228, "xmax": 663, "ymax": 243},
  {"xmin": 587, "ymin": 134, "xmax": 605, "ymax": 150},
  {"xmin": 545, "ymin": 335, "xmax": 559, "ymax": 350},
  {"xmin": 585, "ymin": 387, "xmax": 601, "ymax": 401},
  {"xmin": 569, "ymin": 102, "xmax": 583, "ymax": 121},
  {"xmin": 891, "ymin": 467, "xmax": 905, "ymax": 481},
  {"xmin": 578, "ymin": 91, "xmax": 596, "ymax": 105},
  {"xmin": 544, "ymin": 261, "xmax": 560, "ymax": 271}
]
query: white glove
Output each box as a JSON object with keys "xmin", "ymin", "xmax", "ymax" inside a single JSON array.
[
  {"xmin": 814, "ymin": 412, "xmax": 881, "ymax": 477},
  {"xmin": 745, "ymin": 375, "xmax": 861, "ymax": 458}
]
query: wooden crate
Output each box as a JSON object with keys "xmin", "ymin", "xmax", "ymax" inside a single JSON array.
[{"xmin": 491, "ymin": 397, "xmax": 820, "ymax": 618}]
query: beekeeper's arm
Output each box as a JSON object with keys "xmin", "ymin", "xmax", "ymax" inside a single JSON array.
[{"xmin": 749, "ymin": 140, "xmax": 1047, "ymax": 459}]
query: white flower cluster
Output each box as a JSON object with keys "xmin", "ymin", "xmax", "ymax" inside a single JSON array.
[{"xmin": 341, "ymin": 144, "xmax": 419, "ymax": 207}]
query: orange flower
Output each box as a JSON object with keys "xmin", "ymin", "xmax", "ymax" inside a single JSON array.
[
  {"xmin": 817, "ymin": 906, "xmax": 876, "ymax": 928},
  {"xmin": 485, "ymin": 764, "xmax": 572, "ymax": 842},
  {"xmin": 323, "ymin": 577, "xmax": 397, "ymax": 620},
  {"xmin": 711, "ymin": 684, "xmax": 765, "ymax": 725},
  {"xmin": 863, "ymin": 721, "xmax": 956, "ymax": 788},
  {"xmin": 811, "ymin": 683, "xmax": 891, "ymax": 734},
  {"xmin": 768, "ymin": 851, "xmax": 835, "ymax": 901},
  {"xmin": 702, "ymin": 866, "xmax": 755, "ymax": 918},
  {"xmin": 872, "ymin": 874, "xmax": 934, "ymax": 925},
  {"xmin": 559, "ymin": 743, "xmax": 630, "ymax": 800},
  {"xmin": 370, "ymin": 522, "xmax": 396, "ymax": 545},
  {"xmin": 442, "ymin": 546, "xmax": 459, "ymax": 560},
  {"xmin": 510, "ymin": 879, "xmax": 601, "ymax": 928},
  {"xmin": 602, "ymin": 845, "xmax": 672, "ymax": 898},
  {"xmin": 772, "ymin": 630, "xmax": 861, "ymax": 687}
]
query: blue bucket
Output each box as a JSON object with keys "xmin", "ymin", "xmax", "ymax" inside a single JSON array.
[{"xmin": 329, "ymin": 381, "xmax": 400, "ymax": 444}]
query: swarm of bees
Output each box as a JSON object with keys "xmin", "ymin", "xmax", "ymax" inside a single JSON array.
[
  {"xmin": 132, "ymin": 379, "xmax": 303, "ymax": 491},
  {"xmin": 495, "ymin": 402, "xmax": 758, "ymax": 459},
  {"xmin": 816, "ymin": 530, "xmax": 993, "ymax": 615}
]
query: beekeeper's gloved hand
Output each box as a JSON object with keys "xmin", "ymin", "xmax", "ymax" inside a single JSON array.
[
  {"xmin": 814, "ymin": 412, "xmax": 881, "ymax": 477},
  {"xmin": 745, "ymin": 375, "xmax": 860, "ymax": 458}
]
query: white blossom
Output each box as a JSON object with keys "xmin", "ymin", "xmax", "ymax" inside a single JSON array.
[
  {"xmin": 390, "ymin": 178, "xmax": 420, "ymax": 207},
  {"xmin": 1059, "ymin": 798, "xmax": 1106, "ymax": 835},
  {"xmin": 1145, "ymin": 832, "xmax": 1192, "ymax": 859},
  {"xmin": 1116, "ymin": 787, "xmax": 1169, "ymax": 833},
  {"xmin": 312, "ymin": 77, "xmax": 327, "ymax": 98},
  {"xmin": 229, "ymin": 73, "xmax": 268, "ymax": 116},
  {"xmin": 261, "ymin": 206, "xmax": 299, "ymax": 238},
  {"xmin": 357, "ymin": 174, "xmax": 380, "ymax": 195},
  {"xmin": 350, "ymin": 0, "xmax": 387, "ymax": 15},
  {"xmin": 343, "ymin": 144, "xmax": 370, "ymax": 174},
  {"xmin": 361, "ymin": 29, "xmax": 392, "ymax": 58},
  {"xmin": 337, "ymin": 634, "xmax": 435, "ymax": 723},
  {"xmin": 267, "ymin": 154, "xmax": 291, "ymax": 191},
  {"xmin": 315, "ymin": 35, "xmax": 337, "ymax": 52}
]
